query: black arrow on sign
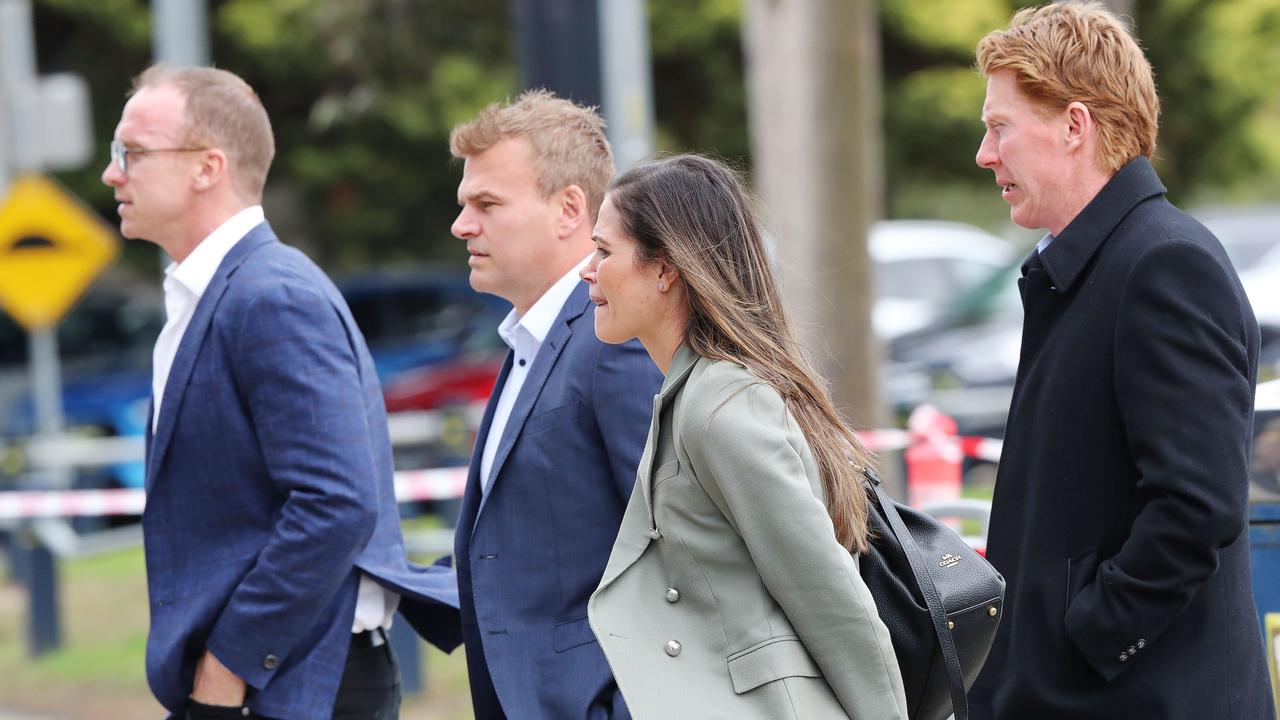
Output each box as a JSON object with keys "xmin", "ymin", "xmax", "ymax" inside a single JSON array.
[{"xmin": 11, "ymin": 236, "xmax": 56, "ymax": 250}]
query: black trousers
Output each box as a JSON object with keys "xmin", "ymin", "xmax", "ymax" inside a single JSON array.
[{"xmin": 186, "ymin": 629, "xmax": 401, "ymax": 720}]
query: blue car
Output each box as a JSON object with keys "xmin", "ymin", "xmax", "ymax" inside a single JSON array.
[{"xmin": 0, "ymin": 268, "xmax": 509, "ymax": 492}]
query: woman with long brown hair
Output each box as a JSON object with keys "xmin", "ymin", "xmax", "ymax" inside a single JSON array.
[{"xmin": 584, "ymin": 154, "xmax": 906, "ymax": 719}]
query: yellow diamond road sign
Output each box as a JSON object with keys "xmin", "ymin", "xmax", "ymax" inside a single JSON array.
[{"xmin": 0, "ymin": 174, "xmax": 120, "ymax": 331}]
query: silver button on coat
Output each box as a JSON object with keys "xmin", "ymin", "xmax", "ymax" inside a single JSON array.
[
  {"xmin": 664, "ymin": 640, "xmax": 682, "ymax": 657},
  {"xmin": 665, "ymin": 587, "xmax": 680, "ymax": 603}
]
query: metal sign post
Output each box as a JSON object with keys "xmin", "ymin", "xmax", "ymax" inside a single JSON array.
[{"xmin": 0, "ymin": 0, "xmax": 106, "ymax": 658}]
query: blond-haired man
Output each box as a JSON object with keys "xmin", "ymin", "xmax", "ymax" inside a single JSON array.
[
  {"xmin": 102, "ymin": 65, "xmax": 458, "ymax": 720},
  {"xmin": 968, "ymin": 4, "xmax": 1274, "ymax": 719},
  {"xmin": 401, "ymin": 91, "xmax": 661, "ymax": 719}
]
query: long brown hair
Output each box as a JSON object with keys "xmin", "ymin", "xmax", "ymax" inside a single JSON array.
[{"xmin": 609, "ymin": 154, "xmax": 873, "ymax": 553}]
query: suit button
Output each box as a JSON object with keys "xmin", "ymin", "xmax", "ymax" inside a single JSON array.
[
  {"xmin": 647, "ymin": 528, "xmax": 662, "ymax": 540},
  {"xmin": 264, "ymin": 654, "xmax": 279, "ymax": 670},
  {"xmin": 665, "ymin": 587, "xmax": 680, "ymax": 603},
  {"xmin": 664, "ymin": 640, "xmax": 681, "ymax": 657}
]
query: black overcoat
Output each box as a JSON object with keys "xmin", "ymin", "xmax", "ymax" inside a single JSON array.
[{"xmin": 969, "ymin": 158, "xmax": 1275, "ymax": 719}]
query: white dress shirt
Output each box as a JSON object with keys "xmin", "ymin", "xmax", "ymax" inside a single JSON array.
[
  {"xmin": 480, "ymin": 256, "xmax": 592, "ymax": 494},
  {"xmin": 150, "ymin": 206, "xmax": 395, "ymax": 634},
  {"xmin": 151, "ymin": 205, "xmax": 264, "ymax": 429}
]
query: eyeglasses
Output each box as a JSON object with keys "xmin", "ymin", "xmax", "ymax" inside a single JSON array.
[{"xmin": 109, "ymin": 140, "xmax": 208, "ymax": 174}]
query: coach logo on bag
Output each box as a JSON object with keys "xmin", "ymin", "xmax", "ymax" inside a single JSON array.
[{"xmin": 939, "ymin": 553, "xmax": 961, "ymax": 569}]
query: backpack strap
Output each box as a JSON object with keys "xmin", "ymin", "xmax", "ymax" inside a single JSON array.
[{"xmin": 864, "ymin": 467, "xmax": 969, "ymax": 720}]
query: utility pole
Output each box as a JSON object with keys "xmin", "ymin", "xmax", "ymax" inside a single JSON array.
[
  {"xmin": 512, "ymin": 0, "xmax": 654, "ymax": 172},
  {"xmin": 511, "ymin": 0, "xmax": 603, "ymax": 107},
  {"xmin": 744, "ymin": 0, "xmax": 895, "ymax": 493},
  {"xmin": 1, "ymin": 0, "xmax": 64, "ymax": 465},
  {"xmin": 152, "ymin": 0, "xmax": 209, "ymax": 67},
  {"xmin": 598, "ymin": 0, "xmax": 655, "ymax": 173}
]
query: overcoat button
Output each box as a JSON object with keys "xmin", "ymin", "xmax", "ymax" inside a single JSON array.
[
  {"xmin": 665, "ymin": 587, "xmax": 680, "ymax": 603},
  {"xmin": 1118, "ymin": 652, "xmax": 1128, "ymax": 662},
  {"xmin": 647, "ymin": 528, "xmax": 662, "ymax": 540},
  {"xmin": 664, "ymin": 640, "xmax": 682, "ymax": 657}
]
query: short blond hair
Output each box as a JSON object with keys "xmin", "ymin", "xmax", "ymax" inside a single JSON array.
[
  {"xmin": 132, "ymin": 64, "xmax": 275, "ymax": 200},
  {"xmin": 450, "ymin": 90, "xmax": 615, "ymax": 220},
  {"xmin": 977, "ymin": 1, "xmax": 1159, "ymax": 172}
]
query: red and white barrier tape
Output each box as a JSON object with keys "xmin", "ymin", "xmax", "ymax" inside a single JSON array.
[
  {"xmin": 2, "ymin": 431, "xmax": 1004, "ymax": 521},
  {"xmin": 857, "ymin": 430, "xmax": 1002, "ymax": 464},
  {"xmin": 0, "ymin": 466, "xmax": 470, "ymax": 520}
]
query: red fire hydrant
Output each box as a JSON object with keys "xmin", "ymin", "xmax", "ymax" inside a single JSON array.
[{"xmin": 903, "ymin": 404, "xmax": 963, "ymax": 508}]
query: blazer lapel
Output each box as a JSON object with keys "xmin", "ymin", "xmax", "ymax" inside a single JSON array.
[
  {"xmin": 473, "ymin": 283, "xmax": 589, "ymax": 520},
  {"xmin": 145, "ymin": 223, "xmax": 276, "ymax": 493},
  {"xmin": 634, "ymin": 345, "xmax": 699, "ymax": 521},
  {"xmin": 596, "ymin": 346, "xmax": 700, "ymax": 592},
  {"xmin": 459, "ymin": 350, "xmax": 514, "ymax": 537}
]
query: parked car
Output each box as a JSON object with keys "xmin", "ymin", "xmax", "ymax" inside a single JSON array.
[
  {"xmin": 887, "ymin": 205, "xmax": 1280, "ymax": 438},
  {"xmin": 0, "ymin": 280, "xmax": 161, "ymax": 494},
  {"xmin": 884, "ymin": 253, "xmax": 1025, "ymax": 437},
  {"xmin": 870, "ymin": 220, "xmax": 1016, "ymax": 339},
  {"xmin": 0, "ymin": 268, "xmax": 511, "ymax": 492}
]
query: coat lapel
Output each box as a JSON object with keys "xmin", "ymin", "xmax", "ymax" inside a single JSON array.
[
  {"xmin": 595, "ymin": 345, "xmax": 699, "ymax": 592},
  {"xmin": 634, "ymin": 345, "xmax": 699, "ymax": 522},
  {"xmin": 473, "ymin": 283, "xmax": 588, "ymax": 521},
  {"xmin": 144, "ymin": 223, "xmax": 276, "ymax": 493}
]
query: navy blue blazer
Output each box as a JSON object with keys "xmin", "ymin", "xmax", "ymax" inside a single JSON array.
[
  {"xmin": 142, "ymin": 222, "xmax": 459, "ymax": 720},
  {"xmin": 447, "ymin": 282, "xmax": 661, "ymax": 719}
]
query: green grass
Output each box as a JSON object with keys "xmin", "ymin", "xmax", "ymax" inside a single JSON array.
[{"xmin": 0, "ymin": 538, "xmax": 472, "ymax": 719}]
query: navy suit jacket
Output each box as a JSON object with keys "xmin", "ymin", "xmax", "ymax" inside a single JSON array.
[
  {"xmin": 142, "ymin": 222, "xmax": 459, "ymax": 720},
  {"xmin": 448, "ymin": 281, "xmax": 661, "ymax": 719}
]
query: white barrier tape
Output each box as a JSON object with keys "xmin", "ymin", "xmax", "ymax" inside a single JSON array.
[
  {"xmin": 11, "ymin": 407, "xmax": 487, "ymax": 473},
  {"xmin": 392, "ymin": 467, "xmax": 469, "ymax": 504},
  {"xmin": 959, "ymin": 436, "xmax": 1004, "ymax": 463},
  {"xmin": 0, "ymin": 466, "xmax": 470, "ymax": 520},
  {"xmin": 857, "ymin": 429, "xmax": 1003, "ymax": 463},
  {"xmin": 857, "ymin": 429, "xmax": 911, "ymax": 453}
]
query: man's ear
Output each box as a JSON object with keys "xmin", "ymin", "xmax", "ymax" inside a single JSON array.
[
  {"xmin": 556, "ymin": 184, "xmax": 589, "ymax": 239},
  {"xmin": 1064, "ymin": 101, "xmax": 1094, "ymax": 152},
  {"xmin": 192, "ymin": 148, "xmax": 229, "ymax": 193}
]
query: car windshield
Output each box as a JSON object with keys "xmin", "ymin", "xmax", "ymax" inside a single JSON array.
[
  {"xmin": 1200, "ymin": 214, "xmax": 1280, "ymax": 271},
  {"xmin": 942, "ymin": 256, "xmax": 1025, "ymax": 323}
]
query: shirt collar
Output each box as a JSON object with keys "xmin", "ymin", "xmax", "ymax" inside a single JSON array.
[
  {"xmin": 168, "ymin": 205, "xmax": 265, "ymax": 299},
  {"xmin": 1037, "ymin": 157, "xmax": 1166, "ymax": 294},
  {"xmin": 498, "ymin": 255, "xmax": 591, "ymax": 348}
]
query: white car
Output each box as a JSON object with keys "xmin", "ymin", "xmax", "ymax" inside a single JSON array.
[
  {"xmin": 870, "ymin": 220, "xmax": 1017, "ymax": 339},
  {"xmin": 1195, "ymin": 207, "xmax": 1280, "ymax": 326}
]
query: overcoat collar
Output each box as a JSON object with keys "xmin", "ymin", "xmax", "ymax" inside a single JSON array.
[
  {"xmin": 145, "ymin": 221, "xmax": 276, "ymax": 493},
  {"xmin": 1037, "ymin": 156, "xmax": 1166, "ymax": 294}
]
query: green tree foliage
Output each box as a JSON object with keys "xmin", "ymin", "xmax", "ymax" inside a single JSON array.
[
  {"xmin": 647, "ymin": 0, "xmax": 750, "ymax": 163},
  {"xmin": 35, "ymin": 0, "xmax": 515, "ymax": 272},
  {"xmin": 883, "ymin": 0, "xmax": 1280, "ymax": 215},
  {"xmin": 27, "ymin": 0, "xmax": 1280, "ymax": 274},
  {"xmin": 1136, "ymin": 0, "xmax": 1280, "ymax": 201}
]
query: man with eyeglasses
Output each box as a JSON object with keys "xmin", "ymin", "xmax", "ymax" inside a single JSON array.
[{"xmin": 101, "ymin": 65, "xmax": 460, "ymax": 720}]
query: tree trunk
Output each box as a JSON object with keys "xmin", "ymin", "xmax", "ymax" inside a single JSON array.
[{"xmin": 744, "ymin": 0, "xmax": 895, "ymax": 489}]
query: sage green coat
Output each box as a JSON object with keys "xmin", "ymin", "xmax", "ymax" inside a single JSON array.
[{"xmin": 588, "ymin": 346, "xmax": 908, "ymax": 719}]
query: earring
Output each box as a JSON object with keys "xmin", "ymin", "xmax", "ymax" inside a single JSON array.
[{"xmin": 657, "ymin": 281, "xmax": 666, "ymax": 292}]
